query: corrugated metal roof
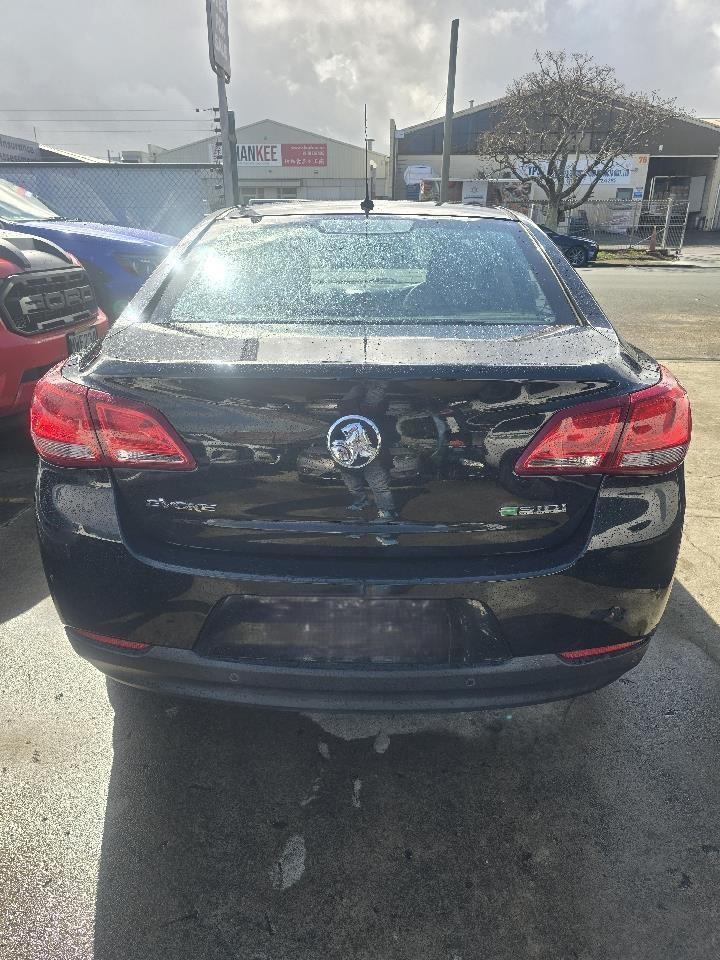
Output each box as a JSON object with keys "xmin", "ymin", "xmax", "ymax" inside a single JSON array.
[
  {"xmin": 38, "ymin": 144, "xmax": 106, "ymax": 163},
  {"xmin": 232, "ymin": 118, "xmax": 387, "ymax": 156},
  {"xmin": 399, "ymin": 102, "xmax": 720, "ymax": 137},
  {"xmin": 397, "ymin": 98, "xmax": 503, "ymax": 135},
  {"xmin": 158, "ymin": 119, "xmax": 388, "ymax": 166}
]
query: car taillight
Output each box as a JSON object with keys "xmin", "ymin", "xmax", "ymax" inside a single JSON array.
[
  {"xmin": 88, "ymin": 393, "xmax": 195, "ymax": 468},
  {"xmin": 31, "ymin": 363, "xmax": 196, "ymax": 470},
  {"xmin": 515, "ymin": 366, "xmax": 691, "ymax": 476},
  {"xmin": 30, "ymin": 367, "xmax": 104, "ymax": 467},
  {"xmin": 0, "ymin": 258, "xmax": 20, "ymax": 279}
]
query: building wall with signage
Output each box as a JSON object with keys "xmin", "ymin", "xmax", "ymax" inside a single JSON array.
[
  {"xmin": 396, "ymin": 151, "xmax": 650, "ymax": 202},
  {"xmin": 156, "ymin": 119, "xmax": 389, "ymax": 200},
  {"xmin": 392, "ymin": 103, "xmax": 720, "ymax": 225},
  {"xmin": 0, "ymin": 133, "xmax": 41, "ymax": 162}
]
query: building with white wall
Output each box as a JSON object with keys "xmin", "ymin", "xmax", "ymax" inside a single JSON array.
[{"xmin": 156, "ymin": 119, "xmax": 389, "ymax": 202}]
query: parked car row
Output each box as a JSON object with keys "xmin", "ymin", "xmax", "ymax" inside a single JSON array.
[
  {"xmin": 0, "ymin": 179, "xmax": 176, "ymax": 425},
  {"xmin": 0, "ymin": 230, "xmax": 110, "ymax": 422}
]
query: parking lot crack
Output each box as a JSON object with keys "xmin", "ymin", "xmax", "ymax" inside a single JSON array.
[{"xmin": 684, "ymin": 536, "xmax": 720, "ymax": 569}]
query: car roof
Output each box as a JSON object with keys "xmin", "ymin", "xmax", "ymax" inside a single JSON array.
[{"xmin": 223, "ymin": 200, "xmax": 518, "ymax": 221}]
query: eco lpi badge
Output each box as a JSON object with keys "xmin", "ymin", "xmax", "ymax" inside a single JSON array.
[{"xmin": 500, "ymin": 504, "xmax": 567, "ymax": 517}]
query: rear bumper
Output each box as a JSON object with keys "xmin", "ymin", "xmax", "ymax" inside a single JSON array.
[
  {"xmin": 67, "ymin": 627, "xmax": 649, "ymax": 712},
  {"xmin": 0, "ymin": 315, "xmax": 109, "ymax": 418},
  {"xmin": 38, "ymin": 463, "xmax": 684, "ymax": 711}
]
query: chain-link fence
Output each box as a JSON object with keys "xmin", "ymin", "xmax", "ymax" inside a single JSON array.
[
  {"xmin": 0, "ymin": 162, "xmax": 224, "ymax": 238},
  {"xmin": 0, "ymin": 166, "xmax": 693, "ymax": 255},
  {"xmin": 505, "ymin": 199, "xmax": 690, "ymax": 253}
]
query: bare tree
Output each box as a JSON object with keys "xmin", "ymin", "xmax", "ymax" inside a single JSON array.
[{"xmin": 479, "ymin": 51, "xmax": 681, "ymax": 228}]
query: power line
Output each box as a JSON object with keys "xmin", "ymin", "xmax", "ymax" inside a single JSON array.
[
  {"xmin": 30, "ymin": 128, "xmax": 214, "ymax": 133},
  {"xmin": 0, "ymin": 118, "xmax": 215, "ymax": 124},
  {"xmin": 37, "ymin": 142, "xmax": 134, "ymax": 146},
  {"xmin": 39, "ymin": 139, "xmax": 210, "ymax": 145},
  {"xmin": 0, "ymin": 108, "xmax": 201, "ymax": 113}
]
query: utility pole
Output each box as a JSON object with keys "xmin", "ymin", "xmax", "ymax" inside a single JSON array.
[
  {"xmin": 439, "ymin": 18, "xmax": 459, "ymax": 204},
  {"xmin": 228, "ymin": 110, "xmax": 240, "ymax": 205},
  {"xmin": 389, "ymin": 119, "xmax": 397, "ymax": 200}
]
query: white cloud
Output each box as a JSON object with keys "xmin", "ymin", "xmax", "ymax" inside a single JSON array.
[
  {"xmin": 486, "ymin": 1, "xmax": 548, "ymax": 35},
  {"xmin": 314, "ymin": 54, "xmax": 359, "ymax": 87},
  {"xmin": 0, "ymin": 0, "xmax": 718, "ymax": 157}
]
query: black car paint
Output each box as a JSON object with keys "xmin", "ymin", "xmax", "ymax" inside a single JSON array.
[
  {"xmin": 36, "ymin": 203, "xmax": 684, "ymax": 710},
  {"xmin": 83, "ymin": 331, "xmax": 653, "ymax": 559},
  {"xmin": 540, "ymin": 225, "xmax": 599, "ymax": 264}
]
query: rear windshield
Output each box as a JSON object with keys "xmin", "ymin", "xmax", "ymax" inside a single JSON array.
[{"xmin": 151, "ymin": 215, "xmax": 576, "ymax": 330}]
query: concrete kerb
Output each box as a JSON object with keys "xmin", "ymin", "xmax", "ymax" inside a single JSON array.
[{"xmin": 586, "ymin": 259, "xmax": 708, "ymax": 269}]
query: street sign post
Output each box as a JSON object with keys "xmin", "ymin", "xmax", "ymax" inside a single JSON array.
[
  {"xmin": 206, "ymin": 0, "xmax": 231, "ymax": 80},
  {"xmin": 206, "ymin": 0, "xmax": 234, "ymax": 206}
]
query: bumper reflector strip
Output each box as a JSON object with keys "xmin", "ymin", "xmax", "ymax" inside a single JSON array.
[
  {"xmin": 72, "ymin": 628, "xmax": 151, "ymax": 652},
  {"xmin": 559, "ymin": 639, "xmax": 645, "ymax": 662}
]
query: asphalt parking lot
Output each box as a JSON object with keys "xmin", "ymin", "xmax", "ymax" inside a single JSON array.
[{"xmin": 1, "ymin": 266, "xmax": 719, "ymax": 960}]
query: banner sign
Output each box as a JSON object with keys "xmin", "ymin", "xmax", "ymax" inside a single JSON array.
[
  {"xmin": 516, "ymin": 154, "xmax": 649, "ymax": 187},
  {"xmin": 403, "ymin": 163, "xmax": 438, "ymax": 185},
  {"xmin": 281, "ymin": 143, "xmax": 327, "ymax": 167},
  {"xmin": 0, "ymin": 134, "xmax": 41, "ymax": 162},
  {"xmin": 237, "ymin": 143, "xmax": 328, "ymax": 167}
]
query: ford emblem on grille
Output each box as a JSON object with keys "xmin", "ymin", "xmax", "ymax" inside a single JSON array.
[{"xmin": 327, "ymin": 415, "xmax": 381, "ymax": 469}]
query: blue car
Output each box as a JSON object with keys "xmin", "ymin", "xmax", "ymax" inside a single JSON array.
[{"xmin": 0, "ymin": 178, "xmax": 177, "ymax": 320}]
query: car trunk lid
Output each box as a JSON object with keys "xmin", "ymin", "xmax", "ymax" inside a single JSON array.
[{"xmin": 81, "ymin": 321, "xmax": 654, "ymax": 559}]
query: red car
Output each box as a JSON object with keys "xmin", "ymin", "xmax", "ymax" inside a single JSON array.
[{"xmin": 0, "ymin": 230, "xmax": 109, "ymax": 423}]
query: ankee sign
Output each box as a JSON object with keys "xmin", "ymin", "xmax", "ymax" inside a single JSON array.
[{"xmin": 237, "ymin": 142, "xmax": 328, "ymax": 167}]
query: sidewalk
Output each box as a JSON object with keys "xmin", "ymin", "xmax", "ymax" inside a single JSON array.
[
  {"xmin": 590, "ymin": 258, "xmax": 700, "ymax": 268},
  {"xmin": 588, "ymin": 229, "xmax": 720, "ymax": 269},
  {"xmin": 680, "ymin": 245, "xmax": 720, "ymax": 267},
  {"xmin": 671, "ymin": 229, "xmax": 720, "ymax": 267}
]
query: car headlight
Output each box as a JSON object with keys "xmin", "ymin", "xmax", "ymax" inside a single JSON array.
[{"xmin": 113, "ymin": 252, "xmax": 165, "ymax": 279}]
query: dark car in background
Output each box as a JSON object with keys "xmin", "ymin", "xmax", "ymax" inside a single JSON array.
[
  {"xmin": 539, "ymin": 224, "xmax": 599, "ymax": 266},
  {"xmin": 0, "ymin": 178, "xmax": 177, "ymax": 320},
  {"xmin": 0, "ymin": 229, "xmax": 109, "ymax": 423},
  {"xmin": 31, "ymin": 202, "xmax": 690, "ymax": 712}
]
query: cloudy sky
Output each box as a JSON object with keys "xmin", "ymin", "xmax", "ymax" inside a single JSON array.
[{"xmin": 1, "ymin": 0, "xmax": 719, "ymax": 158}]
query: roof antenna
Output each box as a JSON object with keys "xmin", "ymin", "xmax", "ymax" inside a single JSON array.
[{"xmin": 360, "ymin": 103, "xmax": 374, "ymax": 215}]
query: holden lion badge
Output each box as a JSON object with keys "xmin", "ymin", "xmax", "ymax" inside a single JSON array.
[{"xmin": 327, "ymin": 415, "xmax": 381, "ymax": 469}]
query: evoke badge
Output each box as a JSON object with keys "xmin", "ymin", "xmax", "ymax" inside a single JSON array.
[
  {"xmin": 327, "ymin": 415, "xmax": 381, "ymax": 469},
  {"xmin": 146, "ymin": 498, "xmax": 217, "ymax": 513},
  {"xmin": 500, "ymin": 504, "xmax": 567, "ymax": 517}
]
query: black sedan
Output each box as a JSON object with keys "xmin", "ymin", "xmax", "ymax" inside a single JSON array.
[
  {"xmin": 31, "ymin": 202, "xmax": 690, "ymax": 711},
  {"xmin": 539, "ymin": 224, "xmax": 599, "ymax": 267}
]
